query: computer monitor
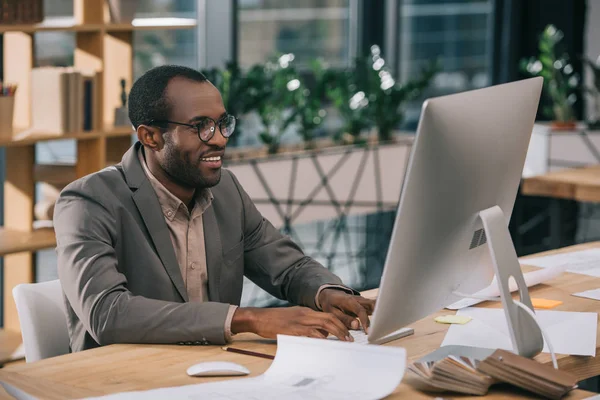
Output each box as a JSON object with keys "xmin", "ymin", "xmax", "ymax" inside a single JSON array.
[{"xmin": 367, "ymin": 77, "xmax": 545, "ymax": 358}]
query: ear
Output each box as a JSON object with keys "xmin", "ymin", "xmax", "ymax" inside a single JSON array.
[{"xmin": 137, "ymin": 124, "xmax": 164, "ymax": 150}]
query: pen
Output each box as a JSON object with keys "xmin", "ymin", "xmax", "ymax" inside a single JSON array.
[{"xmin": 222, "ymin": 346, "xmax": 275, "ymax": 360}]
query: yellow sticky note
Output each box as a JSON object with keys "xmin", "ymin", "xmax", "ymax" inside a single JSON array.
[
  {"xmin": 531, "ymin": 298, "xmax": 563, "ymax": 309},
  {"xmin": 434, "ymin": 315, "xmax": 472, "ymax": 325}
]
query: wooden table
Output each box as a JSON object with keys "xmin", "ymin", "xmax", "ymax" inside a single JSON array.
[
  {"xmin": 521, "ymin": 164, "xmax": 600, "ymax": 249},
  {"xmin": 2, "ymin": 242, "xmax": 600, "ymax": 399},
  {"xmin": 522, "ymin": 164, "xmax": 600, "ymax": 203}
]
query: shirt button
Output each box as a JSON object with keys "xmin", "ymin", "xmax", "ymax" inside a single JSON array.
[
  {"xmin": 166, "ymin": 210, "xmax": 173, "ymax": 217},
  {"xmin": 190, "ymin": 262, "xmax": 196, "ymax": 270}
]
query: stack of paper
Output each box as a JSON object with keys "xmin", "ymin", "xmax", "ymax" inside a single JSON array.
[
  {"xmin": 85, "ymin": 335, "xmax": 407, "ymax": 400},
  {"xmin": 521, "ymin": 248, "xmax": 600, "ymax": 278},
  {"xmin": 441, "ymin": 308, "xmax": 598, "ymax": 356}
]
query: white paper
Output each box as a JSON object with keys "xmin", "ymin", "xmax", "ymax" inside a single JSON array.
[
  {"xmin": 83, "ymin": 335, "xmax": 407, "ymax": 400},
  {"xmin": 573, "ymin": 288, "xmax": 600, "ymax": 301},
  {"xmin": 521, "ymin": 248, "xmax": 600, "ymax": 278},
  {"xmin": 441, "ymin": 308, "xmax": 597, "ymax": 357},
  {"xmin": 446, "ymin": 264, "xmax": 566, "ymax": 310}
]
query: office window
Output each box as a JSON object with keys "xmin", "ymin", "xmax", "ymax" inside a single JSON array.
[
  {"xmin": 398, "ymin": 0, "xmax": 493, "ymax": 127},
  {"xmin": 237, "ymin": 0, "xmax": 353, "ymax": 68},
  {"xmin": 134, "ymin": 29, "xmax": 197, "ymax": 79},
  {"xmin": 37, "ymin": 0, "xmax": 75, "ymax": 67},
  {"xmin": 44, "ymin": 0, "xmax": 73, "ymax": 17},
  {"xmin": 136, "ymin": 0, "xmax": 196, "ymax": 18}
]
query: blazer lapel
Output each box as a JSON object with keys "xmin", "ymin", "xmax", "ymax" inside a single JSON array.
[
  {"xmin": 132, "ymin": 183, "xmax": 189, "ymax": 302},
  {"xmin": 203, "ymin": 206, "xmax": 222, "ymax": 302},
  {"xmin": 121, "ymin": 143, "xmax": 188, "ymax": 302}
]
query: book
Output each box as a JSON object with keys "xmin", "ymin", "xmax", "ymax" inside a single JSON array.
[
  {"xmin": 477, "ymin": 349, "xmax": 578, "ymax": 400},
  {"xmin": 405, "ymin": 349, "xmax": 578, "ymax": 399},
  {"xmin": 31, "ymin": 67, "xmax": 97, "ymax": 134},
  {"xmin": 405, "ymin": 355, "xmax": 494, "ymax": 395},
  {"xmin": 31, "ymin": 67, "xmax": 69, "ymax": 134}
]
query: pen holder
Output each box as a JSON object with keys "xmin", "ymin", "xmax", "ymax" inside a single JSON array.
[{"xmin": 0, "ymin": 96, "xmax": 14, "ymax": 140}]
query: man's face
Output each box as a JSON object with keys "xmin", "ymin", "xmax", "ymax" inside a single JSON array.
[{"xmin": 158, "ymin": 78, "xmax": 228, "ymax": 189}]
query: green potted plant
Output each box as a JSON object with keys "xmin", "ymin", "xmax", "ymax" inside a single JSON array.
[
  {"xmin": 201, "ymin": 61, "xmax": 270, "ymax": 147},
  {"xmin": 582, "ymin": 55, "xmax": 600, "ymax": 129},
  {"xmin": 363, "ymin": 45, "xmax": 438, "ymax": 142},
  {"xmin": 249, "ymin": 54, "xmax": 301, "ymax": 154},
  {"xmin": 292, "ymin": 59, "xmax": 329, "ymax": 150},
  {"xmin": 322, "ymin": 59, "xmax": 373, "ymax": 145},
  {"xmin": 520, "ymin": 24, "xmax": 579, "ymax": 130}
]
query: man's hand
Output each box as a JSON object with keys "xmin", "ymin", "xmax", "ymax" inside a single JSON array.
[
  {"xmin": 318, "ymin": 289, "xmax": 375, "ymax": 333},
  {"xmin": 231, "ymin": 306, "xmax": 353, "ymax": 341}
]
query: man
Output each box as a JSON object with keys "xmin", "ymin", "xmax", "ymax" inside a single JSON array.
[{"xmin": 54, "ymin": 65, "xmax": 375, "ymax": 352}]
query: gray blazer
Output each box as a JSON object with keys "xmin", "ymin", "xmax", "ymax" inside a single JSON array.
[{"xmin": 54, "ymin": 141, "xmax": 352, "ymax": 352}]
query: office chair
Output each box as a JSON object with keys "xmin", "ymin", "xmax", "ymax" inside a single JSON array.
[{"xmin": 12, "ymin": 279, "xmax": 70, "ymax": 362}]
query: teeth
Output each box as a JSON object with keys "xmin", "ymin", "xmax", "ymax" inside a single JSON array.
[{"xmin": 201, "ymin": 156, "xmax": 221, "ymax": 162}]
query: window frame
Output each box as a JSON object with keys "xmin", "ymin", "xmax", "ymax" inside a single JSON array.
[{"xmin": 231, "ymin": 0, "xmax": 361, "ymax": 70}]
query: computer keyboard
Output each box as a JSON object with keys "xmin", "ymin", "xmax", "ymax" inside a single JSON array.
[
  {"xmin": 328, "ymin": 327, "xmax": 414, "ymax": 345},
  {"xmin": 327, "ymin": 329, "xmax": 369, "ymax": 344},
  {"xmin": 349, "ymin": 329, "xmax": 369, "ymax": 344}
]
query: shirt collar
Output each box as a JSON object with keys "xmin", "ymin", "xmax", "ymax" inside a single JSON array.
[{"xmin": 138, "ymin": 147, "xmax": 213, "ymax": 221}]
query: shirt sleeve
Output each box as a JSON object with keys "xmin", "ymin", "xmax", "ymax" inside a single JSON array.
[
  {"xmin": 224, "ymin": 304, "xmax": 238, "ymax": 342},
  {"xmin": 314, "ymin": 284, "xmax": 356, "ymax": 310}
]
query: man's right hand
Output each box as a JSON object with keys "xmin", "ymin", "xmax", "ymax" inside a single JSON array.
[{"xmin": 231, "ymin": 306, "xmax": 353, "ymax": 342}]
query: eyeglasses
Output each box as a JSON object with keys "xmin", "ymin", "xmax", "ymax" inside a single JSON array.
[{"xmin": 150, "ymin": 114, "xmax": 236, "ymax": 143}]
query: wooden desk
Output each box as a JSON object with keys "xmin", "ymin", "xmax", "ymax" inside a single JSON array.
[
  {"xmin": 522, "ymin": 164, "xmax": 600, "ymax": 203},
  {"xmin": 521, "ymin": 164, "xmax": 600, "ymax": 248},
  {"xmin": 2, "ymin": 242, "xmax": 600, "ymax": 399}
]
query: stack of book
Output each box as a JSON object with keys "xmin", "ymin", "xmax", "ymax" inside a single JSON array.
[
  {"xmin": 31, "ymin": 67, "xmax": 99, "ymax": 134},
  {"xmin": 405, "ymin": 349, "xmax": 578, "ymax": 399},
  {"xmin": 405, "ymin": 355, "xmax": 494, "ymax": 395}
]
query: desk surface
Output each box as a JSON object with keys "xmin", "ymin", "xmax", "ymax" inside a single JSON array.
[
  {"xmin": 521, "ymin": 164, "xmax": 600, "ymax": 202},
  {"xmin": 2, "ymin": 242, "xmax": 600, "ymax": 399}
]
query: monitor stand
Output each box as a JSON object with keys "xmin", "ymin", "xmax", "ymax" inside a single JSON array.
[{"xmin": 421, "ymin": 205, "xmax": 544, "ymax": 362}]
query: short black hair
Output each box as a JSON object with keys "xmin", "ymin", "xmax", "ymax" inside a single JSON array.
[{"xmin": 128, "ymin": 65, "xmax": 208, "ymax": 129}]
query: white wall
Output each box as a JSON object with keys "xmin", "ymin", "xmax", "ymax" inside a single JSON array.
[{"xmin": 585, "ymin": 0, "xmax": 600, "ymax": 120}]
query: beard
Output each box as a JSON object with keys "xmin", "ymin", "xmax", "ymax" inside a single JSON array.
[{"xmin": 161, "ymin": 139, "xmax": 222, "ymax": 189}]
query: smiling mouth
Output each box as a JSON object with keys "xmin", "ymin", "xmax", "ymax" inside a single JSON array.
[{"xmin": 200, "ymin": 156, "xmax": 221, "ymax": 162}]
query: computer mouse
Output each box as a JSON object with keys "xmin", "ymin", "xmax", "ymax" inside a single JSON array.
[{"xmin": 186, "ymin": 361, "xmax": 250, "ymax": 377}]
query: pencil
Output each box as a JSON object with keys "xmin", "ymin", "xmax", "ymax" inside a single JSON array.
[{"xmin": 222, "ymin": 346, "xmax": 275, "ymax": 360}]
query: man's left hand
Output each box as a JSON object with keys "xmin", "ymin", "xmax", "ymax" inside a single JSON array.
[{"xmin": 318, "ymin": 289, "xmax": 375, "ymax": 332}]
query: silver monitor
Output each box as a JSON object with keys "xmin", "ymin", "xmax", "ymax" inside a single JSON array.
[{"xmin": 368, "ymin": 77, "xmax": 545, "ymax": 358}]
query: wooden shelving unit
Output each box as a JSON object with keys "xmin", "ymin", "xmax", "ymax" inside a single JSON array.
[{"xmin": 0, "ymin": 0, "xmax": 197, "ymax": 356}]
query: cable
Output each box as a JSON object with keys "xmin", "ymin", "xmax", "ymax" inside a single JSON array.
[{"xmin": 452, "ymin": 291, "xmax": 558, "ymax": 370}]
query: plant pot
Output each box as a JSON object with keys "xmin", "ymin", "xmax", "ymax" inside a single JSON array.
[{"xmin": 550, "ymin": 121, "xmax": 577, "ymax": 131}]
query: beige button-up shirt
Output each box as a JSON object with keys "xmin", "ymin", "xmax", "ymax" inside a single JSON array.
[{"xmin": 139, "ymin": 149, "xmax": 237, "ymax": 340}]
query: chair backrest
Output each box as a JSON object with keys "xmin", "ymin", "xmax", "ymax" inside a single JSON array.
[{"xmin": 12, "ymin": 279, "xmax": 70, "ymax": 362}]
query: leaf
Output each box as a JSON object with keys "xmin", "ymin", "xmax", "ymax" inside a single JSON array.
[{"xmin": 259, "ymin": 132, "xmax": 273, "ymax": 145}]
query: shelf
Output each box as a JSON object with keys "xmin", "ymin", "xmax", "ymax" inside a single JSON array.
[
  {"xmin": 0, "ymin": 227, "xmax": 56, "ymax": 257},
  {"xmin": 0, "ymin": 18, "xmax": 197, "ymax": 34},
  {"xmin": 34, "ymin": 159, "xmax": 121, "ymax": 185},
  {"xmin": 106, "ymin": 18, "xmax": 197, "ymax": 32},
  {"xmin": 0, "ymin": 126, "xmax": 133, "ymax": 148},
  {"xmin": 0, "ymin": 19, "xmax": 102, "ymax": 33},
  {"xmin": 34, "ymin": 164, "xmax": 77, "ymax": 186}
]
